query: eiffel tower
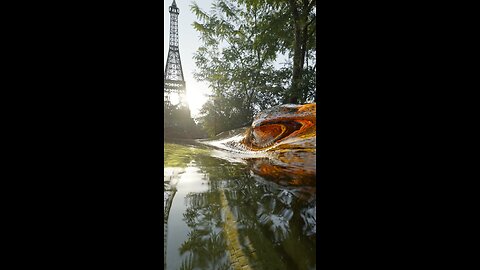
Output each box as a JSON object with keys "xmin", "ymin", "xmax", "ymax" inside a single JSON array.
[{"xmin": 164, "ymin": 0, "xmax": 188, "ymax": 110}]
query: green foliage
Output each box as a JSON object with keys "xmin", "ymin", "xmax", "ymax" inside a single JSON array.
[
  {"xmin": 164, "ymin": 101, "xmax": 207, "ymax": 139},
  {"xmin": 191, "ymin": 0, "xmax": 316, "ymax": 137}
]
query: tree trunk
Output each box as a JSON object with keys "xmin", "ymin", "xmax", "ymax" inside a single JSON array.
[
  {"xmin": 288, "ymin": 0, "xmax": 314, "ymax": 104},
  {"xmin": 288, "ymin": 0, "xmax": 302, "ymax": 104}
]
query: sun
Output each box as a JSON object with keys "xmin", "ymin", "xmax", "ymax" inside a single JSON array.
[{"xmin": 186, "ymin": 80, "xmax": 210, "ymax": 118}]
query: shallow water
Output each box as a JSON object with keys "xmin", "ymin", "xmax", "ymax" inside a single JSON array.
[{"xmin": 164, "ymin": 139, "xmax": 316, "ymax": 270}]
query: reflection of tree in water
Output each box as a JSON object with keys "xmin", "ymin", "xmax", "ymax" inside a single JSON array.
[
  {"xmin": 223, "ymin": 177, "xmax": 316, "ymax": 270},
  {"xmin": 174, "ymin": 153, "xmax": 316, "ymax": 269},
  {"xmin": 179, "ymin": 190, "xmax": 230, "ymax": 269},
  {"xmin": 179, "ymin": 253, "xmax": 194, "ymax": 270}
]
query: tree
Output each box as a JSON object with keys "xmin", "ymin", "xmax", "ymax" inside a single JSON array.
[
  {"xmin": 192, "ymin": 1, "xmax": 288, "ymax": 135},
  {"xmin": 191, "ymin": 0, "xmax": 316, "ymax": 136},
  {"xmin": 164, "ymin": 100, "xmax": 205, "ymax": 139},
  {"xmin": 238, "ymin": 0, "xmax": 316, "ymax": 103}
]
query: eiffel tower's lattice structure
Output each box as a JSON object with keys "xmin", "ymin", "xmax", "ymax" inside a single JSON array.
[{"xmin": 164, "ymin": 0, "xmax": 187, "ymax": 108}]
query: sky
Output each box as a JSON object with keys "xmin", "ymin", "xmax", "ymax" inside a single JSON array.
[{"xmin": 164, "ymin": 0, "xmax": 214, "ymax": 118}]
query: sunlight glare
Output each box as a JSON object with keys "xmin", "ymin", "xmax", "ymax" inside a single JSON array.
[
  {"xmin": 169, "ymin": 93, "xmax": 180, "ymax": 105},
  {"xmin": 186, "ymin": 81, "xmax": 210, "ymax": 118}
]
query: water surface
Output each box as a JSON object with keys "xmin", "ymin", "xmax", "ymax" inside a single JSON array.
[{"xmin": 164, "ymin": 139, "xmax": 316, "ymax": 270}]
